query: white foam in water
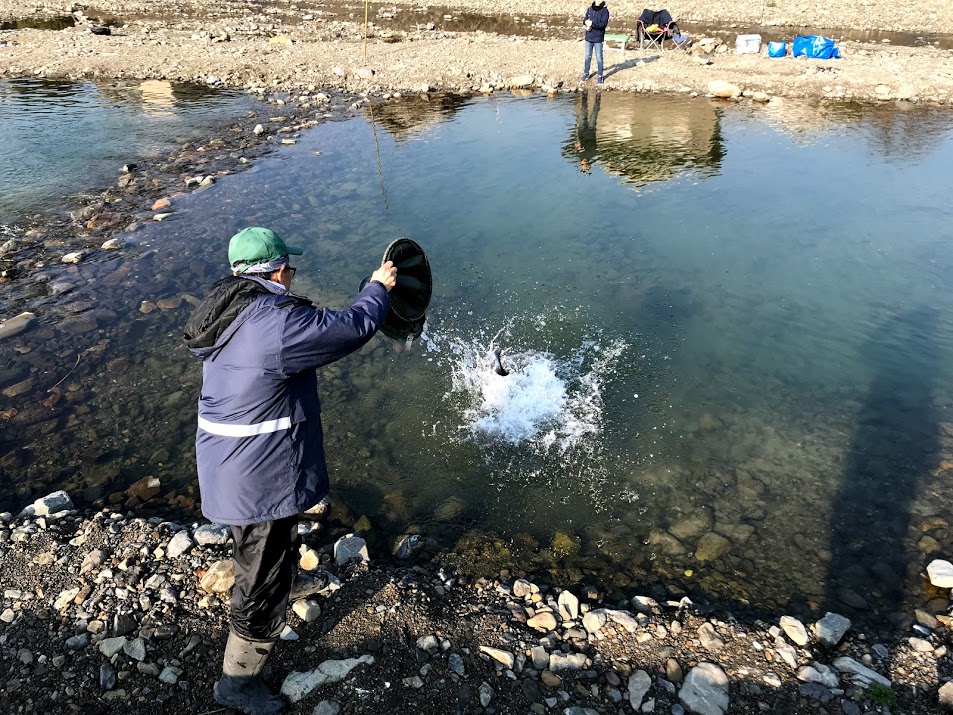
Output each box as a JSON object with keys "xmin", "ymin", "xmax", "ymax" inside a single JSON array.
[{"xmin": 427, "ymin": 321, "xmax": 626, "ymax": 455}]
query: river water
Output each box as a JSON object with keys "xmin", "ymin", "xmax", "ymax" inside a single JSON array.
[{"xmin": 2, "ymin": 86, "xmax": 953, "ymax": 624}]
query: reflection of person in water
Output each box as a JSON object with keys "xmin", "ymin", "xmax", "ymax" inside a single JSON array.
[{"xmin": 573, "ymin": 90, "xmax": 601, "ymax": 173}]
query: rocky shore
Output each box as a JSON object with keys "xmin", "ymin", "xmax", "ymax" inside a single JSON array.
[
  {"xmin": 0, "ymin": 1, "xmax": 952, "ymax": 106},
  {"xmin": 3, "ymin": 489, "xmax": 953, "ymax": 713}
]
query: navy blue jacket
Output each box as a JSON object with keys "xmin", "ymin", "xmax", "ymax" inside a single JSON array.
[
  {"xmin": 584, "ymin": 2, "xmax": 610, "ymax": 43},
  {"xmin": 186, "ymin": 276, "xmax": 389, "ymax": 526}
]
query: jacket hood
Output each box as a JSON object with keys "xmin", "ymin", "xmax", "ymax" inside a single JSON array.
[{"xmin": 183, "ymin": 276, "xmax": 274, "ymax": 357}]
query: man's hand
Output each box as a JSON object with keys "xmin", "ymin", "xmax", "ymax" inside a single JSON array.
[
  {"xmin": 585, "ymin": 19, "xmax": 593, "ymax": 28},
  {"xmin": 371, "ymin": 260, "xmax": 397, "ymax": 292}
]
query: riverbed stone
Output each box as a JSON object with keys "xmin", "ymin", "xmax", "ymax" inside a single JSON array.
[
  {"xmin": 927, "ymin": 560, "xmax": 953, "ymax": 588},
  {"xmin": 292, "ymin": 599, "xmax": 321, "ymax": 623},
  {"xmin": 527, "ymin": 612, "xmax": 557, "ymax": 632},
  {"xmin": 194, "ymin": 523, "xmax": 231, "ymax": 546},
  {"xmin": 669, "ymin": 512, "xmax": 713, "ymax": 541},
  {"xmin": 832, "ymin": 657, "xmax": 890, "ymax": 688},
  {"xmin": 199, "ymin": 560, "xmax": 235, "ymax": 593},
  {"xmin": 697, "ymin": 623, "xmax": 725, "ymax": 652},
  {"xmin": 814, "ymin": 612, "xmax": 851, "ymax": 647},
  {"xmin": 0, "ymin": 312, "xmax": 36, "ymax": 340},
  {"xmin": 680, "ymin": 662, "xmax": 729, "ymax": 715},
  {"xmin": 479, "ymin": 646, "xmax": 514, "ymax": 669},
  {"xmin": 123, "ymin": 638, "xmax": 147, "ymax": 661},
  {"xmin": 32, "ymin": 490, "xmax": 73, "ymax": 516},
  {"xmin": 333, "ymin": 534, "xmax": 369, "ymax": 565},
  {"xmin": 166, "ymin": 530, "xmax": 193, "ymax": 558},
  {"xmin": 549, "ymin": 652, "xmax": 587, "ymax": 671},
  {"xmin": 558, "ymin": 589, "xmax": 580, "ymax": 619},
  {"xmin": 779, "ymin": 616, "xmax": 809, "ymax": 646},
  {"xmin": 582, "ymin": 608, "xmax": 608, "ymax": 633},
  {"xmin": 628, "ymin": 669, "xmax": 651, "ymax": 709},
  {"xmin": 280, "ymin": 656, "xmax": 374, "ymax": 703},
  {"xmin": 938, "ymin": 681, "xmax": 953, "ymax": 710},
  {"xmin": 99, "ymin": 636, "xmax": 127, "ymax": 657},
  {"xmin": 313, "ymin": 702, "xmax": 341, "ymax": 715},
  {"xmin": 695, "ymin": 533, "xmax": 731, "ymax": 561}
]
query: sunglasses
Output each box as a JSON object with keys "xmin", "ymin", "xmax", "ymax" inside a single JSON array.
[{"xmin": 285, "ymin": 266, "xmax": 297, "ymax": 279}]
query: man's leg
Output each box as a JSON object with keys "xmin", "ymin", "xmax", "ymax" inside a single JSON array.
[
  {"xmin": 582, "ymin": 40, "xmax": 593, "ymax": 81},
  {"xmin": 214, "ymin": 515, "xmax": 299, "ymax": 715},
  {"xmin": 595, "ymin": 42, "xmax": 605, "ymax": 82}
]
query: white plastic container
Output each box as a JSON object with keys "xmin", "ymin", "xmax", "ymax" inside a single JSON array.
[{"xmin": 735, "ymin": 33, "xmax": 762, "ymax": 54}]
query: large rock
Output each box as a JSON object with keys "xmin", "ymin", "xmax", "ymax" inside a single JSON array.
[
  {"xmin": 166, "ymin": 530, "xmax": 194, "ymax": 558},
  {"xmin": 680, "ymin": 663, "xmax": 729, "ymax": 715},
  {"xmin": 927, "ymin": 560, "xmax": 953, "ymax": 588},
  {"xmin": 669, "ymin": 512, "xmax": 712, "ymax": 541},
  {"xmin": 582, "ymin": 608, "xmax": 608, "ymax": 633},
  {"xmin": 280, "ymin": 656, "xmax": 374, "ymax": 703},
  {"xmin": 779, "ymin": 616, "xmax": 809, "ymax": 646},
  {"xmin": 0, "ymin": 312, "xmax": 36, "ymax": 340},
  {"xmin": 813, "ymin": 612, "xmax": 851, "ymax": 647},
  {"xmin": 32, "ymin": 490, "xmax": 73, "ymax": 516},
  {"xmin": 606, "ymin": 609, "xmax": 640, "ymax": 633},
  {"xmin": 832, "ymin": 657, "xmax": 890, "ymax": 688},
  {"xmin": 628, "ymin": 670, "xmax": 651, "ymax": 709},
  {"xmin": 199, "ymin": 560, "xmax": 235, "ymax": 593},
  {"xmin": 707, "ymin": 80, "xmax": 741, "ymax": 99},
  {"xmin": 333, "ymin": 535, "xmax": 369, "ymax": 566},
  {"xmin": 194, "ymin": 523, "xmax": 231, "ymax": 546}
]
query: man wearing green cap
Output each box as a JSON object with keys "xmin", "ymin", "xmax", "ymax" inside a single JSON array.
[{"xmin": 184, "ymin": 227, "xmax": 396, "ymax": 714}]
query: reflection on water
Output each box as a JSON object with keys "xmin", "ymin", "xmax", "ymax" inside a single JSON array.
[
  {"xmin": 3, "ymin": 93, "xmax": 953, "ymax": 624},
  {"xmin": 562, "ymin": 91, "xmax": 724, "ymax": 188},
  {"xmin": 0, "ymin": 78, "xmax": 255, "ymax": 221}
]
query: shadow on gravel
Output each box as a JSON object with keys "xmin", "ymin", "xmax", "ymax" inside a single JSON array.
[{"xmin": 602, "ymin": 54, "xmax": 659, "ymax": 80}]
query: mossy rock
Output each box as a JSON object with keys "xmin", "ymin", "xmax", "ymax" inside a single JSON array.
[{"xmin": 551, "ymin": 531, "xmax": 581, "ymax": 557}]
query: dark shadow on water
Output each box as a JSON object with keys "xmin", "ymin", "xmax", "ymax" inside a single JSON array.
[{"xmin": 824, "ymin": 306, "xmax": 940, "ymax": 630}]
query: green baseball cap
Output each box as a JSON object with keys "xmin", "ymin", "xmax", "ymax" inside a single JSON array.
[{"xmin": 228, "ymin": 227, "xmax": 303, "ymax": 272}]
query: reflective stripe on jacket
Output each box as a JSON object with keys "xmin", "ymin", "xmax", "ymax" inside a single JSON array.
[{"xmin": 188, "ymin": 277, "xmax": 390, "ymax": 525}]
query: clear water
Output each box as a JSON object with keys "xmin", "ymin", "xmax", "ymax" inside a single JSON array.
[
  {"xmin": 3, "ymin": 90, "xmax": 953, "ymax": 623},
  {"xmin": 0, "ymin": 78, "xmax": 255, "ymax": 222}
]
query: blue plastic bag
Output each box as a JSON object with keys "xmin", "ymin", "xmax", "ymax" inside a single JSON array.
[
  {"xmin": 792, "ymin": 35, "xmax": 841, "ymax": 59},
  {"xmin": 767, "ymin": 41, "xmax": 786, "ymax": 57}
]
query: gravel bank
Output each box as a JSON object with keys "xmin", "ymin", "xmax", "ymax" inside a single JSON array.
[
  {"xmin": 1, "ymin": 3, "xmax": 953, "ymax": 103},
  {"xmin": 2, "ymin": 489, "xmax": 953, "ymax": 714}
]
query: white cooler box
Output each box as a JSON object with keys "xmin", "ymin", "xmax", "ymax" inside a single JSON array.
[{"xmin": 736, "ymin": 34, "xmax": 762, "ymax": 54}]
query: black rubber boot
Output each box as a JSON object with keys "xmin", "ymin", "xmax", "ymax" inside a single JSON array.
[{"xmin": 213, "ymin": 633, "xmax": 289, "ymax": 715}]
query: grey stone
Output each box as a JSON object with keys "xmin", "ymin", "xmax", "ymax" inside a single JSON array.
[
  {"xmin": 831, "ymin": 657, "xmax": 890, "ymax": 688},
  {"xmin": 841, "ymin": 700, "xmax": 861, "ymax": 715},
  {"xmin": 531, "ymin": 645, "xmax": 550, "ymax": 670},
  {"xmin": 313, "ymin": 702, "xmax": 341, "ymax": 715},
  {"xmin": 628, "ymin": 669, "xmax": 651, "ymax": 709},
  {"xmin": 607, "ymin": 609, "xmax": 640, "ymax": 633},
  {"xmin": 695, "ymin": 533, "xmax": 731, "ymax": 561},
  {"xmin": 697, "ymin": 623, "xmax": 725, "ymax": 652},
  {"xmin": 797, "ymin": 664, "xmax": 838, "ymax": 689},
  {"xmin": 549, "ymin": 652, "xmax": 587, "ymax": 672},
  {"xmin": 631, "ymin": 595, "xmax": 659, "ymax": 615},
  {"xmin": 113, "ymin": 613, "xmax": 137, "ymax": 637},
  {"xmin": 448, "ymin": 653, "xmax": 465, "ymax": 676},
  {"xmin": 403, "ymin": 676, "xmax": 424, "ymax": 688},
  {"xmin": 798, "ymin": 682, "xmax": 833, "ymax": 703},
  {"xmin": 779, "ymin": 616, "xmax": 809, "ymax": 646},
  {"xmin": 909, "ymin": 637, "xmax": 934, "ymax": 652},
  {"xmin": 582, "ymin": 608, "xmax": 608, "ymax": 633},
  {"xmin": 166, "ymin": 531, "xmax": 194, "ymax": 558},
  {"xmin": 100, "ymin": 662, "xmax": 117, "ymax": 690},
  {"xmin": 65, "ymin": 633, "xmax": 90, "ymax": 649},
  {"xmin": 32, "ymin": 490, "xmax": 73, "ymax": 516},
  {"xmin": 159, "ymin": 666, "xmax": 182, "ymax": 684},
  {"xmin": 679, "ymin": 663, "xmax": 729, "ymax": 715},
  {"xmin": 393, "ymin": 534, "xmax": 424, "ymax": 559},
  {"xmin": 0, "ymin": 312, "xmax": 36, "ymax": 340},
  {"xmin": 814, "ymin": 612, "xmax": 851, "ymax": 647},
  {"xmin": 194, "ymin": 523, "xmax": 231, "ymax": 546},
  {"xmin": 479, "ymin": 646, "xmax": 515, "ymax": 669},
  {"xmin": 123, "ymin": 638, "xmax": 147, "ymax": 661},
  {"xmin": 99, "ymin": 636, "xmax": 127, "ymax": 657},
  {"xmin": 416, "ymin": 635, "xmax": 439, "ymax": 654},
  {"xmin": 280, "ymin": 656, "xmax": 374, "ymax": 703},
  {"xmin": 333, "ymin": 535, "xmax": 369, "ymax": 566},
  {"xmin": 479, "ymin": 681, "xmax": 494, "ymax": 707},
  {"xmin": 81, "ymin": 549, "xmax": 109, "ymax": 574}
]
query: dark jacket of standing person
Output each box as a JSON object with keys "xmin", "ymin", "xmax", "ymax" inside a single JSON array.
[
  {"xmin": 185, "ymin": 275, "xmax": 389, "ymax": 526},
  {"xmin": 584, "ymin": 1, "xmax": 610, "ymax": 43}
]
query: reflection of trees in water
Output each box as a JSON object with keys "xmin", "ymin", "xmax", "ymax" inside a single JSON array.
[
  {"xmin": 762, "ymin": 99, "xmax": 953, "ymax": 161},
  {"xmin": 560, "ymin": 92, "xmax": 725, "ymax": 188},
  {"xmin": 363, "ymin": 93, "xmax": 472, "ymax": 141}
]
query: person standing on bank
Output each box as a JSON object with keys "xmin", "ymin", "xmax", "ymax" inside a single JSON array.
[
  {"xmin": 183, "ymin": 227, "xmax": 397, "ymax": 715},
  {"xmin": 582, "ymin": 0, "xmax": 610, "ymax": 85}
]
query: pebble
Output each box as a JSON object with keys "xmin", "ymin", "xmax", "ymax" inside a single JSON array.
[
  {"xmin": 292, "ymin": 599, "xmax": 322, "ymax": 623},
  {"xmin": 333, "ymin": 534, "xmax": 369, "ymax": 565},
  {"xmin": 527, "ymin": 612, "xmax": 557, "ymax": 632},
  {"xmin": 679, "ymin": 663, "xmax": 729, "ymax": 715},
  {"xmin": 123, "ymin": 638, "xmax": 147, "ymax": 661},
  {"xmin": 159, "ymin": 666, "xmax": 182, "ymax": 684},
  {"xmin": 65, "ymin": 633, "xmax": 90, "ymax": 649},
  {"xmin": 697, "ymin": 622, "xmax": 725, "ymax": 652},
  {"xmin": 100, "ymin": 662, "xmax": 117, "ymax": 691},
  {"xmin": 779, "ymin": 616, "xmax": 809, "ymax": 646},
  {"xmin": 927, "ymin": 559, "xmax": 953, "ymax": 588},
  {"xmin": 448, "ymin": 653, "xmax": 465, "ymax": 676},
  {"xmin": 194, "ymin": 523, "xmax": 231, "ymax": 546},
  {"xmin": 479, "ymin": 646, "xmax": 515, "ymax": 669},
  {"xmin": 814, "ymin": 612, "xmax": 851, "ymax": 647},
  {"xmin": 628, "ymin": 669, "xmax": 651, "ymax": 709},
  {"xmin": 938, "ymin": 681, "xmax": 953, "ymax": 710},
  {"xmin": 99, "ymin": 636, "xmax": 127, "ymax": 657}
]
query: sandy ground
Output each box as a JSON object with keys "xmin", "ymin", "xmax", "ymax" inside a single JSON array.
[{"xmin": 1, "ymin": 1, "xmax": 953, "ymax": 103}]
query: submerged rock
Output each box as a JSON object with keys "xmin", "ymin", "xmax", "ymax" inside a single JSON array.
[
  {"xmin": 927, "ymin": 559, "xmax": 953, "ymax": 588},
  {"xmin": 0, "ymin": 312, "xmax": 36, "ymax": 340}
]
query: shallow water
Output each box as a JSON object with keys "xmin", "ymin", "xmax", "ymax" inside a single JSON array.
[
  {"xmin": 0, "ymin": 78, "xmax": 255, "ymax": 222},
  {"xmin": 3, "ymin": 90, "xmax": 953, "ymax": 622}
]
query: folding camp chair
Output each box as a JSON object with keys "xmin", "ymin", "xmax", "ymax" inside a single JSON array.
[{"xmin": 637, "ymin": 8, "xmax": 679, "ymax": 55}]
